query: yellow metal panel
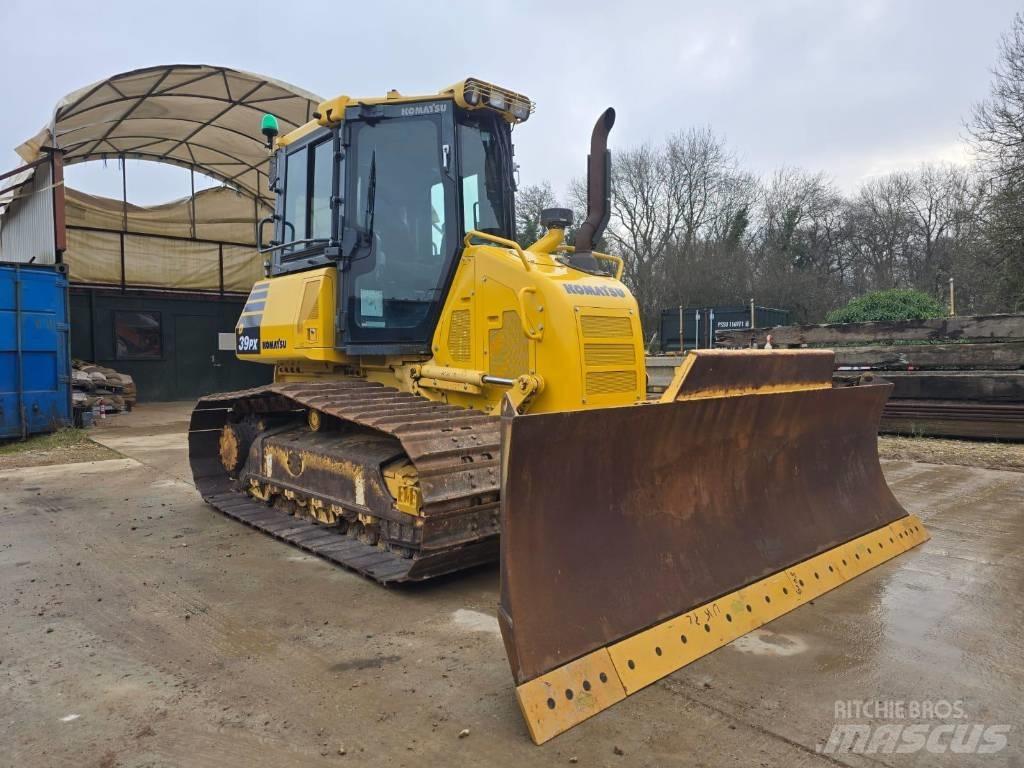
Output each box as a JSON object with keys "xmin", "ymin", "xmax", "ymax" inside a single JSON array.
[
  {"xmin": 447, "ymin": 309, "xmax": 472, "ymax": 363},
  {"xmin": 514, "ymin": 648, "xmax": 626, "ymax": 745},
  {"xmin": 515, "ymin": 515, "xmax": 928, "ymax": 743},
  {"xmin": 427, "ymin": 241, "xmax": 644, "ymax": 413},
  {"xmin": 236, "ymin": 266, "xmax": 346, "ymax": 364}
]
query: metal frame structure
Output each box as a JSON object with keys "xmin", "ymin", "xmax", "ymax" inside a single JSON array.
[
  {"xmin": 1, "ymin": 65, "xmax": 324, "ymax": 298},
  {"xmin": 36, "ymin": 65, "xmax": 322, "ymax": 209}
]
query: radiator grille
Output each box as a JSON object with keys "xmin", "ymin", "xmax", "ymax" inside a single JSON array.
[
  {"xmin": 488, "ymin": 310, "xmax": 529, "ymax": 379},
  {"xmin": 579, "ymin": 311, "xmax": 637, "ymax": 399},
  {"xmin": 298, "ymin": 280, "xmax": 320, "ymax": 326},
  {"xmin": 580, "ymin": 314, "xmax": 632, "ymax": 338},
  {"xmin": 448, "ymin": 310, "xmax": 471, "ymax": 363},
  {"xmin": 584, "ymin": 343, "xmax": 635, "ymax": 367},
  {"xmin": 586, "ymin": 370, "xmax": 638, "ymax": 396}
]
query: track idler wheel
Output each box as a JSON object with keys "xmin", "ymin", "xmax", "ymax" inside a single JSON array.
[{"xmin": 219, "ymin": 418, "xmax": 260, "ymax": 476}]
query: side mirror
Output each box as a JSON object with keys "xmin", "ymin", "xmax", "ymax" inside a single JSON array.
[{"xmin": 260, "ymin": 114, "xmax": 280, "ymax": 148}]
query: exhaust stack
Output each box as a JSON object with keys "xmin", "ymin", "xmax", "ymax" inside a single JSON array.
[{"xmin": 574, "ymin": 107, "xmax": 615, "ymax": 253}]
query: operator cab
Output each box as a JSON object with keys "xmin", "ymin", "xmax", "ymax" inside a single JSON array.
[{"xmin": 259, "ymin": 79, "xmax": 529, "ymax": 355}]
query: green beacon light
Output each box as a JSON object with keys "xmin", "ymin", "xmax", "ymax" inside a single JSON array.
[{"xmin": 260, "ymin": 113, "xmax": 280, "ymax": 148}]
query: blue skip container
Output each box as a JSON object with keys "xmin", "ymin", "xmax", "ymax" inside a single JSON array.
[{"xmin": 0, "ymin": 262, "xmax": 71, "ymax": 438}]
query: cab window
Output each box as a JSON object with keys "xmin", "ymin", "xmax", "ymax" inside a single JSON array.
[
  {"xmin": 458, "ymin": 117, "xmax": 511, "ymax": 238},
  {"xmin": 345, "ymin": 116, "xmax": 449, "ymax": 332},
  {"xmin": 310, "ymin": 140, "xmax": 333, "ymax": 240},
  {"xmin": 282, "ymin": 146, "xmax": 308, "ymax": 249},
  {"xmin": 280, "ymin": 137, "xmax": 334, "ymax": 254}
]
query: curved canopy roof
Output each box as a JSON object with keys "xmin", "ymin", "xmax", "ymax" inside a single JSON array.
[{"xmin": 17, "ymin": 64, "xmax": 323, "ymax": 206}]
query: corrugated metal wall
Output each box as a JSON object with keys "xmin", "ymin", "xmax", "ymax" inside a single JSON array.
[
  {"xmin": 0, "ymin": 163, "xmax": 56, "ymax": 265},
  {"xmin": 0, "ymin": 263, "xmax": 71, "ymax": 437}
]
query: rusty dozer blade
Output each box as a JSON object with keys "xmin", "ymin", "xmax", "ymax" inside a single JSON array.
[{"xmin": 498, "ymin": 350, "xmax": 929, "ymax": 744}]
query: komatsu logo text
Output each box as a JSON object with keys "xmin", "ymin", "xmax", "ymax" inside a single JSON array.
[
  {"xmin": 400, "ymin": 103, "xmax": 448, "ymax": 116},
  {"xmin": 563, "ymin": 284, "xmax": 626, "ymax": 298}
]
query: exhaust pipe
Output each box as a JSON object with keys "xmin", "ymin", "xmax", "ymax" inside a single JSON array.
[{"xmin": 574, "ymin": 107, "xmax": 615, "ymax": 253}]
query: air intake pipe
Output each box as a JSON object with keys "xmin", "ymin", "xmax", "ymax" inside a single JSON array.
[{"xmin": 574, "ymin": 107, "xmax": 615, "ymax": 254}]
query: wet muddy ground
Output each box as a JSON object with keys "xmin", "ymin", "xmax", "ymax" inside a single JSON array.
[{"xmin": 0, "ymin": 403, "xmax": 1020, "ymax": 766}]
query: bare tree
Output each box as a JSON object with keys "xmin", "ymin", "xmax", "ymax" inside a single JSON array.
[
  {"xmin": 969, "ymin": 12, "xmax": 1024, "ymax": 310},
  {"xmin": 598, "ymin": 143, "xmax": 688, "ymax": 330},
  {"xmin": 747, "ymin": 169, "xmax": 848, "ymax": 319},
  {"xmin": 904, "ymin": 163, "xmax": 975, "ymax": 293},
  {"xmin": 846, "ymin": 173, "xmax": 917, "ymax": 290},
  {"xmin": 969, "ymin": 13, "xmax": 1024, "ymax": 180},
  {"xmin": 515, "ymin": 181, "xmax": 559, "ymax": 245},
  {"xmin": 518, "ymin": 13, "xmax": 1024, "ymax": 325},
  {"xmin": 663, "ymin": 128, "xmax": 742, "ymax": 305}
]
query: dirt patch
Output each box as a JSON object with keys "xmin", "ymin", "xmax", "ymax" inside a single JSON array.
[
  {"xmin": 330, "ymin": 654, "xmax": 402, "ymax": 672},
  {"xmin": 0, "ymin": 428, "xmax": 121, "ymax": 470},
  {"xmin": 879, "ymin": 434, "xmax": 1024, "ymax": 472}
]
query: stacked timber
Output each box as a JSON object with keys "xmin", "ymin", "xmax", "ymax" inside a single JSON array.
[
  {"xmin": 716, "ymin": 314, "xmax": 1024, "ymax": 440},
  {"xmin": 71, "ymin": 360, "xmax": 137, "ymax": 416}
]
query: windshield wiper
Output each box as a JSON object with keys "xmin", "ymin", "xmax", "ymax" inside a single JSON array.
[{"xmin": 363, "ymin": 149, "xmax": 377, "ymax": 245}]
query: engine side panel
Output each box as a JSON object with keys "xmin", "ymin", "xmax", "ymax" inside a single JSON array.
[
  {"xmin": 427, "ymin": 243, "xmax": 646, "ymax": 414},
  {"xmin": 234, "ymin": 267, "xmax": 347, "ymax": 365}
]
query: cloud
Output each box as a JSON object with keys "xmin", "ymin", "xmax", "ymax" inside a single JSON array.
[
  {"xmin": 852, "ymin": 140, "xmax": 975, "ymax": 184},
  {"xmin": 0, "ymin": 0, "xmax": 1017, "ymax": 204}
]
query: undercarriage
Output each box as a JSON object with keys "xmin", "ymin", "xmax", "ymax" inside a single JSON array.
[{"xmin": 188, "ymin": 379, "xmax": 501, "ymax": 582}]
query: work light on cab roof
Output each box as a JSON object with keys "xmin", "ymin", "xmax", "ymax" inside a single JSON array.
[{"xmin": 455, "ymin": 78, "xmax": 534, "ymax": 122}]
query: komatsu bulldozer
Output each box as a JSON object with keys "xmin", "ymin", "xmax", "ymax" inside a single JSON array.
[{"xmin": 188, "ymin": 78, "xmax": 928, "ymax": 744}]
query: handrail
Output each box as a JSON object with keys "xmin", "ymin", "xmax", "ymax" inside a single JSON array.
[
  {"xmin": 256, "ymin": 216, "xmax": 314, "ymax": 255},
  {"xmin": 257, "ymin": 237, "xmax": 329, "ymax": 256},
  {"xmin": 516, "ymin": 286, "xmax": 543, "ymax": 340},
  {"xmin": 557, "ymin": 244, "xmax": 625, "ymax": 281},
  {"xmin": 464, "ymin": 230, "xmax": 531, "ymax": 272},
  {"xmin": 594, "ymin": 251, "xmax": 625, "ymax": 281}
]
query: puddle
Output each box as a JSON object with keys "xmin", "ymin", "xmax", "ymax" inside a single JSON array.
[{"xmin": 728, "ymin": 629, "xmax": 808, "ymax": 657}]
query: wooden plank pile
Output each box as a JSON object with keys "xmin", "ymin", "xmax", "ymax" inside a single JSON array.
[
  {"xmin": 717, "ymin": 314, "xmax": 1024, "ymax": 440},
  {"xmin": 72, "ymin": 360, "xmax": 137, "ymax": 417}
]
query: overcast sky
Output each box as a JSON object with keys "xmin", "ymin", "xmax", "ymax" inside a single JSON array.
[{"xmin": 1, "ymin": 0, "xmax": 1018, "ymax": 205}]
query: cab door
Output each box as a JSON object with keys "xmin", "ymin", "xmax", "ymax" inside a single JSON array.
[{"xmin": 339, "ymin": 102, "xmax": 458, "ymax": 353}]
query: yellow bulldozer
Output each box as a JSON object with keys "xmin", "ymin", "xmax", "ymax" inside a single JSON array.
[{"xmin": 188, "ymin": 78, "xmax": 928, "ymax": 744}]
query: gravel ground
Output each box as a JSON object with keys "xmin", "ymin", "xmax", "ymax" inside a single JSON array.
[
  {"xmin": 879, "ymin": 434, "xmax": 1024, "ymax": 472},
  {"xmin": 0, "ymin": 428, "xmax": 121, "ymax": 470}
]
